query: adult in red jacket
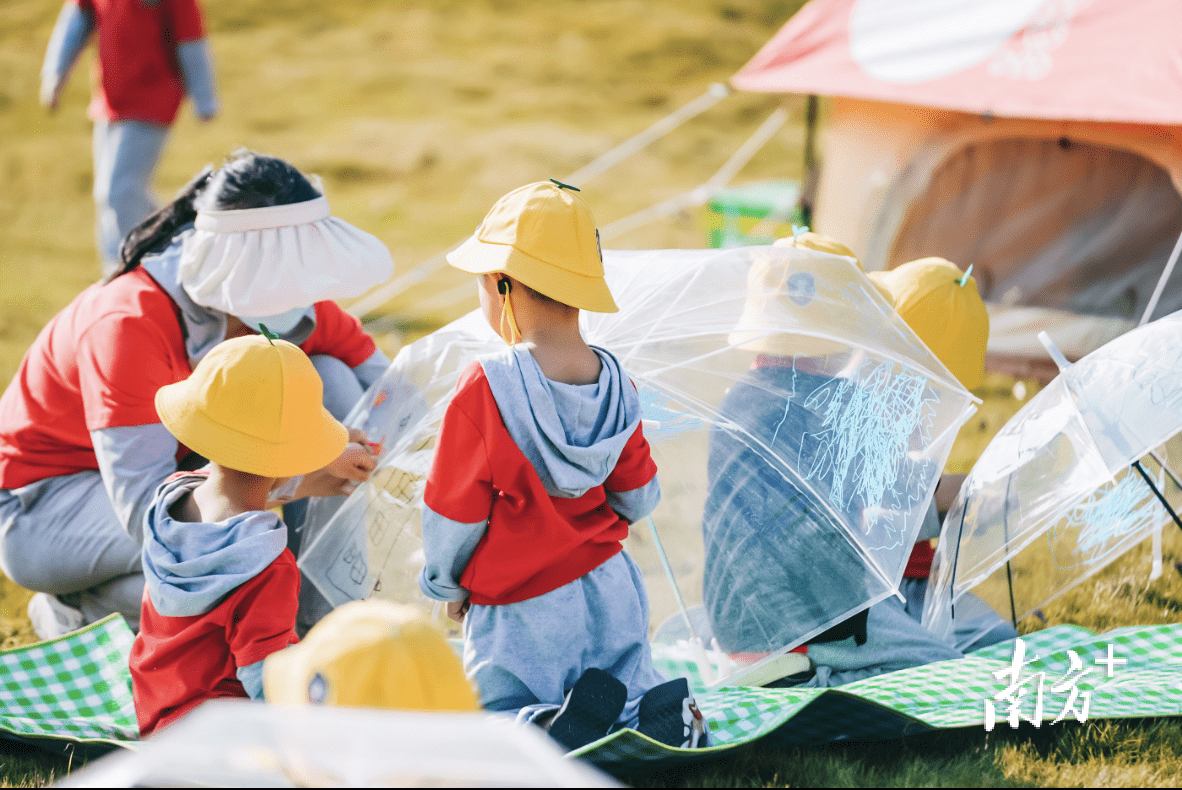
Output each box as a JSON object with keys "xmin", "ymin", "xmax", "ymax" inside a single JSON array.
[{"xmin": 0, "ymin": 152, "xmax": 394, "ymax": 639}]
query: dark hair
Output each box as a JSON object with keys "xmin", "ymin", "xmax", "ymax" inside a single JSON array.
[{"xmin": 107, "ymin": 150, "xmax": 322, "ymax": 283}]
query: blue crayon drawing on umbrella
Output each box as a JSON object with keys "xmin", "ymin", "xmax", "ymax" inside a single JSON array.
[
  {"xmin": 1051, "ymin": 472, "xmax": 1161, "ymax": 569},
  {"xmin": 925, "ymin": 317, "xmax": 1182, "ymax": 650},
  {"xmin": 803, "ymin": 359, "xmax": 938, "ymax": 544}
]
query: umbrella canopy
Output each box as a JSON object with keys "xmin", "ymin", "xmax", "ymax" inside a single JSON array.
[
  {"xmin": 923, "ymin": 312, "xmax": 1182, "ymax": 649},
  {"xmin": 732, "ymin": 0, "xmax": 1182, "ymax": 125},
  {"xmin": 299, "ymin": 245, "xmax": 977, "ymax": 684}
]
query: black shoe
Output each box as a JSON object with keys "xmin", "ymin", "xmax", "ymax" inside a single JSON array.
[
  {"xmin": 548, "ymin": 668, "xmax": 628, "ymax": 751},
  {"xmin": 637, "ymin": 678, "xmax": 709, "ymax": 749}
]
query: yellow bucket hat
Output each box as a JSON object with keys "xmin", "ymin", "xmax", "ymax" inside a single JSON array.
[
  {"xmin": 772, "ymin": 230, "xmax": 858, "ymax": 260},
  {"xmin": 772, "ymin": 230, "xmax": 892, "ymax": 303},
  {"xmin": 446, "ymin": 180, "xmax": 618, "ymax": 313},
  {"xmin": 154, "ymin": 335, "xmax": 347, "ymax": 478},
  {"xmin": 867, "ymin": 257, "xmax": 989, "ymax": 390},
  {"xmin": 730, "ymin": 231, "xmax": 894, "ymax": 358},
  {"xmin": 263, "ymin": 600, "xmax": 480, "ymax": 711}
]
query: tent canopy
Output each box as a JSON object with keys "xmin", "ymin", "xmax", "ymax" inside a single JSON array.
[
  {"xmin": 733, "ymin": 0, "xmax": 1182, "ymax": 126},
  {"xmin": 730, "ymin": 0, "xmax": 1182, "ymax": 362}
]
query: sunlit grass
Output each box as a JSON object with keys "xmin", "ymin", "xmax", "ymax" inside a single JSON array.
[{"xmin": 2, "ymin": 0, "xmax": 1181, "ymax": 785}]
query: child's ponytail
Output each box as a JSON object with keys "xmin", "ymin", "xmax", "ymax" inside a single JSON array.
[{"xmin": 105, "ymin": 167, "xmax": 214, "ymax": 284}]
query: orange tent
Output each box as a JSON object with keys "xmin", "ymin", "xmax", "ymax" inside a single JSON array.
[{"xmin": 733, "ymin": 0, "xmax": 1182, "ymax": 370}]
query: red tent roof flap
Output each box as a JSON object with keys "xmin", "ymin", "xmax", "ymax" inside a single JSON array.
[{"xmin": 733, "ymin": 0, "xmax": 1182, "ymax": 126}]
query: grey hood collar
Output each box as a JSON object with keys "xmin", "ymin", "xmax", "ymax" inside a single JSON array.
[
  {"xmin": 479, "ymin": 345, "xmax": 641, "ymax": 498},
  {"xmin": 141, "ymin": 474, "xmax": 288, "ymax": 617}
]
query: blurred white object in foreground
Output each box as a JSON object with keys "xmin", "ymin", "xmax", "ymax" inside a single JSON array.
[{"xmin": 57, "ymin": 700, "xmax": 619, "ymax": 788}]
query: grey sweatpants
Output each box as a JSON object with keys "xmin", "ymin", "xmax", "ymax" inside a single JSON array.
[
  {"xmin": 900, "ymin": 576, "xmax": 1018, "ymax": 653},
  {"xmin": 93, "ymin": 119, "xmax": 169, "ymax": 273},
  {"xmin": 0, "ymin": 471, "xmax": 143, "ymax": 629},
  {"xmin": 0, "ymin": 355, "xmax": 365, "ymax": 631},
  {"xmin": 465, "ymin": 551, "xmax": 667, "ymax": 728}
]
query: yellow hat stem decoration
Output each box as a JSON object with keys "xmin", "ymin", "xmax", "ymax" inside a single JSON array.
[{"xmin": 958, "ymin": 264, "xmax": 974, "ymax": 288}]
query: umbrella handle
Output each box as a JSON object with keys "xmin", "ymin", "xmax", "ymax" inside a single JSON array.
[{"xmin": 690, "ymin": 637, "xmax": 716, "ymax": 687}]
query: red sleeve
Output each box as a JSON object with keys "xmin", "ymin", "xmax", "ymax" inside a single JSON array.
[
  {"xmin": 77, "ymin": 313, "xmax": 181, "ymax": 431},
  {"xmin": 163, "ymin": 0, "xmax": 206, "ymax": 42},
  {"xmin": 75, "ymin": 0, "xmax": 95, "ymax": 14},
  {"xmin": 226, "ymin": 551, "xmax": 301, "ymax": 668},
  {"xmin": 605, "ymin": 421, "xmax": 658, "ymax": 493},
  {"xmin": 299, "ymin": 302, "xmax": 378, "ymax": 368},
  {"xmin": 423, "ymin": 363, "xmax": 495, "ymax": 524}
]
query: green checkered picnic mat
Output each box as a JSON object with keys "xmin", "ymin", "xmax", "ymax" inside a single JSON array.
[
  {"xmin": 3, "ymin": 617, "xmax": 1180, "ymax": 769},
  {"xmin": 0, "ymin": 614, "xmax": 138, "ymax": 747},
  {"xmin": 576, "ymin": 623, "xmax": 1182, "ymax": 769}
]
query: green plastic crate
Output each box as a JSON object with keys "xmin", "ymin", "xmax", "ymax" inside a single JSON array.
[{"xmin": 706, "ymin": 180, "xmax": 803, "ymax": 248}]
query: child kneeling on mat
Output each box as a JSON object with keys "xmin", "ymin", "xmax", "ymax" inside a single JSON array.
[
  {"xmin": 418, "ymin": 180, "xmax": 707, "ymax": 751},
  {"xmin": 129, "ymin": 334, "xmax": 373, "ymax": 735}
]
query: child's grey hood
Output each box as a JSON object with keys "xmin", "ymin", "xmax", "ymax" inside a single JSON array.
[
  {"xmin": 142, "ymin": 474, "xmax": 289, "ymax": 617},
  {"xmin": 479, "ymin": 345, "xmax": 641, "ymax": 498}
]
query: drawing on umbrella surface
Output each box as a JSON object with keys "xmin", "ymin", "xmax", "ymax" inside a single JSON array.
[
  {"xmin": 1050, "ymin": 472, "xmax": 1161, "ymax": 569},
  {"xmin": 802, "ymin": 359, "xmax": 937, "ymax": 542},
  {"xmin": 637, "ymin": 382, "xmax": 712, "ymax": 443},
  {"xmin": 305, "ymin": 462, "xmax": 433, "ymax": 607}
]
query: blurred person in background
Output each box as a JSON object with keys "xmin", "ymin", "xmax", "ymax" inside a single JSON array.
[
  {"xmin": 40, "ymin": 0, "xmax": 220, "ymax": 276},
  {"xmin": 0, "ymin": 152, "xmax": 393, "ymax": 640}
]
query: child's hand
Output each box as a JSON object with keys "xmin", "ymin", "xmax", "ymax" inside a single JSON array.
[
  {"xmin": 293, "ymin": 442, "xmax": 377, "ymax": 498},
  {"xmin": 40, "ymin": 79, "xmax": 62, "ymax": 112},
  {"xmin": 326, "ymin": 442, "xmax": 377, "ymax": 483},
  {"xmin": 447, "ymin": 600, "xmax": 470, "ymax": 623}
]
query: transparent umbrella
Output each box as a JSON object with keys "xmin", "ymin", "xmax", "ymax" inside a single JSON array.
[
  {"xmin": 299, "ymin": 245, "xmax": 978, "ymax": 685},
  {"xmin": 923, "ymin": 314, "xmax": 1182, "ymax": 650}
]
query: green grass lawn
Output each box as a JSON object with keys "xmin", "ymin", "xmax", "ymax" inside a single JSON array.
[
  {"xmin": 3, "ymin": 0, "xmax": 1182, "ymax": 785},
  {"xmin": 0, "ymin": 742, "xmax": 73, "ymax": 789}
]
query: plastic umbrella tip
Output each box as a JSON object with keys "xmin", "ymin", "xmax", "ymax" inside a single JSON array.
[{"xmin": 1037, "ymin": 331, "xmax": 1071, "ymax": 372}]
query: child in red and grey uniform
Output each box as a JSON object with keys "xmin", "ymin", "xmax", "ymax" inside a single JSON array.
[
  {"xmin": 869, "ymin": 258, "xmax": 1018, "ymax": 652},
  {"xmin": 40, "ymin": 0, "xmax": 219, "ymax": 272},
  {"xmin": 418, "ymin": 181, "xmax": 707, "ymax": 751},
  {"xmin": 129, "ymin": 334, "xmax": 374, "ymax": 735}
]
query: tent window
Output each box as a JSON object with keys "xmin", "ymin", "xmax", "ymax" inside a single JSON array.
[{"xmin": 887, "ymin": 137, "xmax": 1182, "ymax": 320}]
